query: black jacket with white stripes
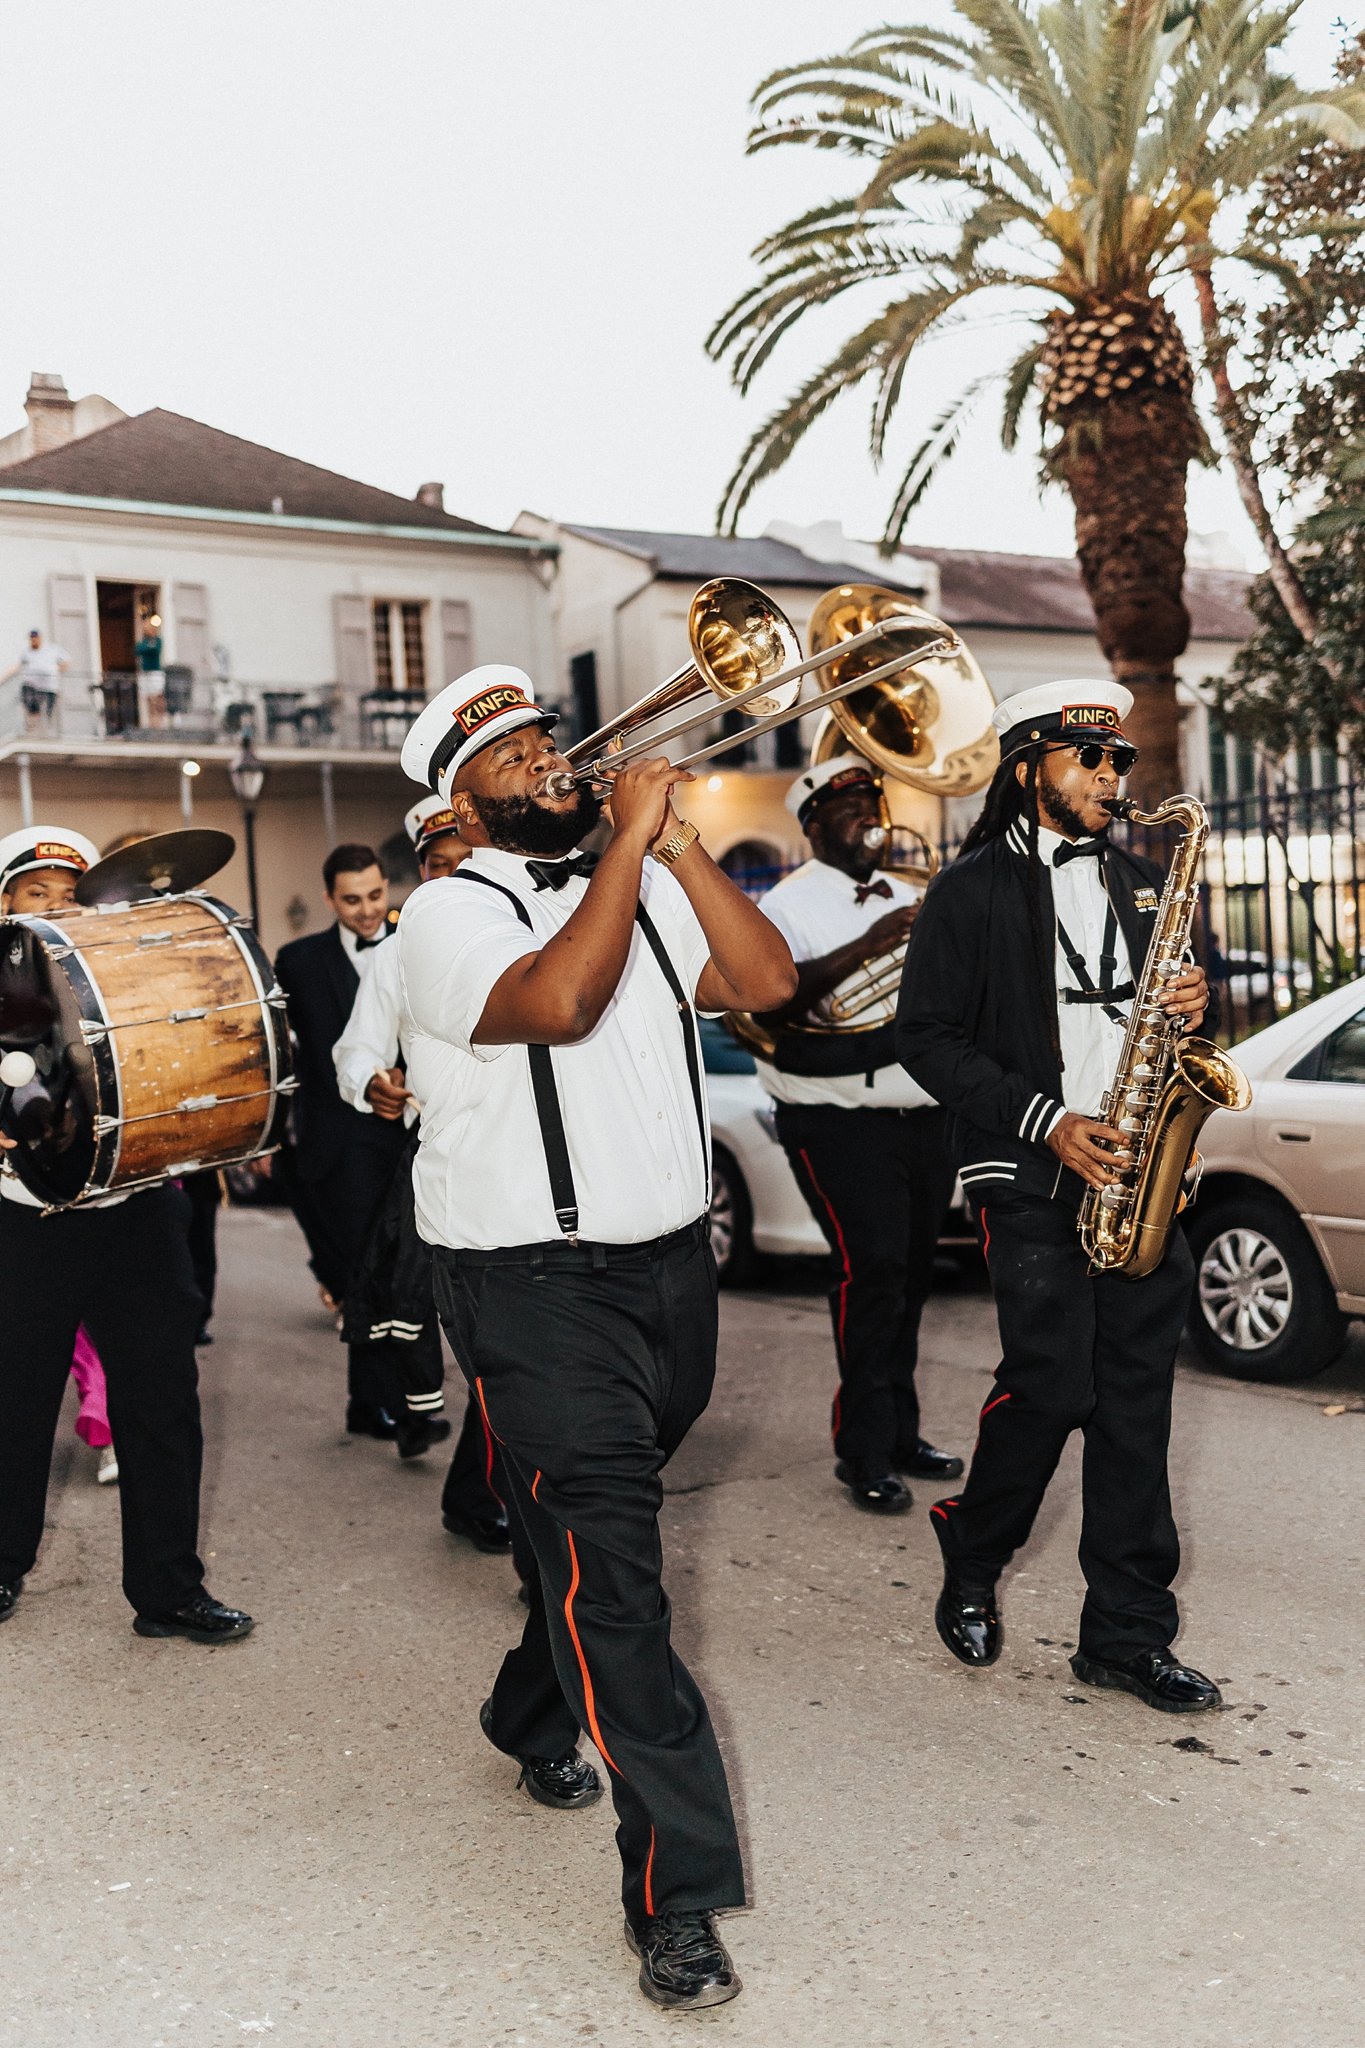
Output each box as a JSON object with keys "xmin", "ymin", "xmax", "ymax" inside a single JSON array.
[{"xmin": 895, "ymin": 827, "xmax": 1168, "ymax": 1203}]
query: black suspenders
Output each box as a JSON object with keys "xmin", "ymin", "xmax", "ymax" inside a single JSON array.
[
  {"xmin": 1055, "ymin": 900, "xmax": 1136, "ymax": 1026},
  {"xmin": 452, "ymin": 869, "xmax": 710, "ymax": 1242}
]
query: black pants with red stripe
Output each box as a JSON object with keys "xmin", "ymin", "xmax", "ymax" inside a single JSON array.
[
  {"xmin": 776, "ymin": 1101, "xmax": 954, "ymax": 1473},
  {"xmin": 440, "ymin": 1390, "xmax": 508, "ymax": 1524},
  {"xmin": 933, "ymin": 1191, "xmax": 1193, "ymax": 1661},
  {"xmin": 431, "ymin": 1219, "xmax": 744, "ymax": 1926}
]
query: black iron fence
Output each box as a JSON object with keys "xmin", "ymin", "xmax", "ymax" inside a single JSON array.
[{"xmin": 723, "ymin": 778, "xmax": 1365, "ymax": 1047}]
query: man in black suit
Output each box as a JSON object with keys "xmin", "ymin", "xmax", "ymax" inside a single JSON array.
[{"xmin": 276, "ymin": 844, "xmax": 411, "ymax": 1436}]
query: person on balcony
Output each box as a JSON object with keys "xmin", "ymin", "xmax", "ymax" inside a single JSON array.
[{"xmin": 2, "ymin": 630, "xmax": 69, "ymax": 731}]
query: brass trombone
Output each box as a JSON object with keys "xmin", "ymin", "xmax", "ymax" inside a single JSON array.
[{"xmin": 541, "ymin": 576, "xmax": 963, "ymax": 798}]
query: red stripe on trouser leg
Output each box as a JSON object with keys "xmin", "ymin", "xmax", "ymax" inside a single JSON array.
[
  {"xmin": 562, "ymin": 1529, "xmax": 621, "ymax": 1775},
  {"xmin": 644, "ymin": 1827, "xmax": 657, "ymax": 1916},
  {"xmin": 473, "ymin": 1378, "xmax": 505, "ymax": 1509},
  {"xmin": 974, "ymin": 1388, "xmax": 1010, "ymax": 1453},
  {"xmin": 798, "ymin": 1146, "xmax": 854, "ymax": 1445},
  {"xmin": 979, "ymin": 1204, "xmax": 991, "ymax": 1265},
  {"xmin": 929, "ymin": 1502, "xmax": 950, "ymax": 1523},
  {"xmin": 531, "ymin": 1468, "xmax": 542, "ymax": 1502}
]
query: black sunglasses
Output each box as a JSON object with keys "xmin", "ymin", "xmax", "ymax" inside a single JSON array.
[{"xmin": 1049, "ymin": 741, "xmax": 1138, "ymax": 777}]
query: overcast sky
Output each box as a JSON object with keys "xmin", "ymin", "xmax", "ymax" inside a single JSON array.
[{"xmin": 0, "ymin": 1, "xmax": 1348, "ymax": 564}]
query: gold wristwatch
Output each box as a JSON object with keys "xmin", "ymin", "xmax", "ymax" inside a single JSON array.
[{"xmin": 652, "ymin": 820, "xmax": 700, "ymax": 868}]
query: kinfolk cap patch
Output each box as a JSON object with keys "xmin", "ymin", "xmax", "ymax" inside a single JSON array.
[
  {"xmin": 1060, "ymin": 705, "xmax": 1123, "ymax": 732},
  {"xmin": 31, "ymin": 841, "xmax": 90, "ymax": 869},
  {"xmin": 452, "ymin": 683, "xmax": 532, "ymax": 739}
]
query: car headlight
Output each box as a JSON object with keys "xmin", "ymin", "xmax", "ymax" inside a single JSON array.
[{"xmin": 754, "ymin": 1106, "xmax": 779, "ymax": 1144}]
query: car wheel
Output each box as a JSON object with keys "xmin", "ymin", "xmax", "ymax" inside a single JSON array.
[
  {"xmin": 709, "ymin": 1143, "xmax": 757, "ymax": 1288},
  {"xmin": 1185, "ymin": 1197, "xmax": 1347, "ymax": 1382}
]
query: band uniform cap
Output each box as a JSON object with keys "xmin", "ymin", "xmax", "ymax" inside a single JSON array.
[
  {"xmin": 404, "ymin": 793, "xmax": 462, "ymax": 850},
  {"xmin": 991, "ymin": 678, "xmax": 1135, "ymax": 758},
  {"xmin": 0, "ymin": 824, "xmax": 99, "ymax": 892},
  {"xmin": 785, "ymin": 752, "xmax": 882, "ymax": 824},
  {"xmin": 400, "ymin": 665, "xmax": 557, "ymax": 801}
]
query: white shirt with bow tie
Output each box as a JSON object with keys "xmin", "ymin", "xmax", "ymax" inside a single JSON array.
[
  {"xmin": 754, "ymin": 857, "xmax": 934, "ymax": 1110},
  {"xmin": 1006, "ymin": 820, "xmax": 1136, "ymax": 1125}
]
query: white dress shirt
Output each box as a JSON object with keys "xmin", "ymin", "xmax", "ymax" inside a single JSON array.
[
  {"xmin": 338, "ymin": 920, "xmax": 390, "ymax": 981},
  {"xmin": 1007, "ymin": 820, "xmax": 1135, "ymax": 1122},
  {"xmin": 333, "ymin": 939, "xmax": 419, "ymax": 1127},
  {"xmin": 754, "ymin": 858, "xmax": 934, "ymax": 1110},
  {"xmin": 397, "ymin": 847, "xmax": 714, "ymax": 1250}
]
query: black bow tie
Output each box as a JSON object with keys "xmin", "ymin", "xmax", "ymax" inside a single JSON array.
[
  {"xmin": 527, "ymin": 852, "xmax": 600, "ymax": 893},
  {"xmin": 854, "ymin": 878, "xmax": 893, "ymax": 905},
  {"xmin": 355, "ymin": 928, "xmax": 391, "ymax": 951},
  {"xmin": 1053, "ymin": 837, "xmax": 1108, "ymax": 867}
]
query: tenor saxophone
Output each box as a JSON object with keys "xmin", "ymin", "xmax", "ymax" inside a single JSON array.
[{"xmin": 1078, "ymin": 794, "xmax": 1251, "ymax": 1277}]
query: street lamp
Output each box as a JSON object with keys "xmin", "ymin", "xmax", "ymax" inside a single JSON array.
[{"xmin": 229, "ymin": 726, "xmax": 267, "ymax": 929}]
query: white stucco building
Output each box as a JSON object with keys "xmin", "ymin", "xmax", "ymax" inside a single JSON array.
[{"xmin": 0, "ymin": 375, "xmax": 555, "ymax": 947}]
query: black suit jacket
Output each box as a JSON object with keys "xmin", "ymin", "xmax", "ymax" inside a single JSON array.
[{"xmin": 275, "ymin": 924, "xmax": 407, "ymax": 1185}]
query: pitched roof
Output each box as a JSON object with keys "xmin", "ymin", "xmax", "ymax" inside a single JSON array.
[
  {"xmin": 563, "ymin": 522, "xmax": 1253, "ymax": 641},
  {"xmin": 908, "ymin": 544, "xmax": 1253, "ymax": 642},
  {"xmin": 563, "ymin": 523, "xmax": 927, "ymax": 593},
  {"xmin": 0, "ymin": 408, "xmax": 499, "ymax": 534}
]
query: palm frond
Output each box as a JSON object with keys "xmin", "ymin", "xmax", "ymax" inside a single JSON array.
[
  {"xmin": 1000, "ymin": 335, "xmax": 1048, "ymax": 450},
  {"xmin": 880, "ymin": 378, "xmax": 993, "ymax": 548}
]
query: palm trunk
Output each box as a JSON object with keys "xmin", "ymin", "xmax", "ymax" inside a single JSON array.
[
  {"xmin": 1191, "ymin": 263, "xmax": 1340, "ymax": 679},
  {"xmin": 1057, "ymin": 388, "xmax": 1196, "ymax": 804}
]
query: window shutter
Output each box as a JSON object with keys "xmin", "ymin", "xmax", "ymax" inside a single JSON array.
[
  {"xmin": 171, "ymin": 582, "xmax": 210, "ymax": 678},
  {"xmin": 440, "ymin": 599, "xmax": 473, "ymax": 690},
  {"xmin": 49, "ymin": 572, "xmax": 93, "ymax": 679},
  {"xmin": 334, "ymin": 593, "xmax": 375, "ymax": 700}
]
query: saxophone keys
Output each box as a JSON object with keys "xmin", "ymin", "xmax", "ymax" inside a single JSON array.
[
  {"xmin": 1100, "ymin": 1187, "xmax": 1126, "ymax": 1207},
  {"xmin": 1118, "ymin": 1116, "xmax": 1143, "ymax": 1133}
]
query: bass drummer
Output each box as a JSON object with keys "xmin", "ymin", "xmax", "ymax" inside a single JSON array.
[
  {"xmin": 0, "ymin": 825, "xmax": 253, "ymax": 1645},
  {"xmin": 750, "ymin": 757, "xmax": 962, "ymax": 1516}
]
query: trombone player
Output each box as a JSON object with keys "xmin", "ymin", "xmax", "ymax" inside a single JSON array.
[{"xmin": 749, "ymin": 754, "xmax": 963, "ymax": 1515}]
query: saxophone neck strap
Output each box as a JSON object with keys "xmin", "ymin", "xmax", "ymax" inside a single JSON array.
[{"xmin": 1055, "ymin": 905, "xmax": 1134, "ymax": 1025}]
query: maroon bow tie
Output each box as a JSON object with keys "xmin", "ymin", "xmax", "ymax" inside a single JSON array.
[{"xmin": 855, "ymin": 879, "xmax": 893, "ymax": 905}]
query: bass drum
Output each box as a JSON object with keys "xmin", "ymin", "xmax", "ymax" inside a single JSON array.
[{"xmin": 0, "ymin": 893, "xmax": 294, "ymax": 1208}]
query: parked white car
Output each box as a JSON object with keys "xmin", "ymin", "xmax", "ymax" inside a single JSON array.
[
  {"xmin": 702, "ymin": 1021, "xmax": 826, "ymax": 1281},
  {"xmin": 1187, "ymin": 974, "xmax": 1365, "ymax": 1380}
]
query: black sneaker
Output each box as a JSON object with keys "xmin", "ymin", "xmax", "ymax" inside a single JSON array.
[
  {"xmin": 0, "ymin": 1580, "xmax": 20, "ymax": 1624},
  {"xmin": 479, "ymin": 1697, "xmax": 602, "ymax": 1809},
  {"xmin": 396, "ymin": 1413, "xmax": 453, "ymax": 1460},
  {"xmin": 625, "ymin": 1911, "xmax": 741, "ymax": 2011},
  {"xmin": 133, "ymin": 1592, "xmax": 254, "ymax": 1644}
]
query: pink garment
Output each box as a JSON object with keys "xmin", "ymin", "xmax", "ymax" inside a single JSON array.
[{"xmin": 71, "ymin": 1326, "xmax": 112, "ymax": 1449}]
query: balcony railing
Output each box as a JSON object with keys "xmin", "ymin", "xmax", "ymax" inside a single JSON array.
[{"xmin": 0, "ymin": 669, "xmax": 427, "ymax": 753}]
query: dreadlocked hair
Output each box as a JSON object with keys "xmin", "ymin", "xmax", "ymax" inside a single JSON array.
[{"xmin": 958, "ymin": 745, "xmax": 1062, "ymax": 1065}]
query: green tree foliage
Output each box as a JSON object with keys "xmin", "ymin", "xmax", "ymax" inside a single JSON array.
[
  {"xmin": 709, "ymin": 1, "xmax": 1365, "ymax": 794},
  {"xmin": 1216, "ymin": 30, "xmax": 1365, "ymax": 767}
]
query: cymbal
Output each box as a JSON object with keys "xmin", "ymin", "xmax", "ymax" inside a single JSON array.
[{"xmin": 75, "ymin": 829, "xmax": 236, "ymax": 906}]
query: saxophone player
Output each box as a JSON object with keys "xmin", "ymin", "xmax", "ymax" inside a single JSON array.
[{"xmin": 896, "ymin": 681, "xmax": 1220, "ymax": 1715}]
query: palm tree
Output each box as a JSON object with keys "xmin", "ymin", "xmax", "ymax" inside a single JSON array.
[{"xmin": 709, "ymin": 0, "xmax": 1365, "ymax": 797}]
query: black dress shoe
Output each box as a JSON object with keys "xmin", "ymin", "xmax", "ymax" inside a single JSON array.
[
  {"xmin": 442, "ymin": 1507, "xmax": 512, "ymax": 1553},
  {"xmin": 935, "ymin": 1571, "xmax": 1001, "ymax": 1666},
  {"xmin": 395, "ymin": 1413, "xmax": 453, "ymax": 1460},
  {"xmin": 1070, "ymin": 1646, "xmax": 1223, "ymax": 1714},
  {"xmin": 479, "ymin": 1697, "xmax": 602, "ymax": 1809},
  {"xmin": 626, "ymin": 1912, "xmax": 741, "ymax": 2011},
  {"xmin": 898, "ymin": 1437, "xmax": 965, "ymax": 1481},
  {"xmin": 345, "ymin": 1403, "xmax": 398, "ymax": 1440},
  {"xmin": 133, "ymin": 1592, "xmax": 254, "ymax": 1643},
  {"xmin": 834, "ymin": 1462, "xmax": 911, "ymax": 1515},
  {"xmin": 0, "ymin": 1580, "xmax": 20, "ymax": 1624}
]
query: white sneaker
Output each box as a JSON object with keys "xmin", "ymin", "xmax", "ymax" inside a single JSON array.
[{"xmin": 97, "ymin": 1445, "xmax": 119, "ymax": 1485}]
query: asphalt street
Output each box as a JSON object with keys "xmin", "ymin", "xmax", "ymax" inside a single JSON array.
[{"xmin": 3, "ymin": 1209, "xmax": 1363, "ymax": 2048}]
